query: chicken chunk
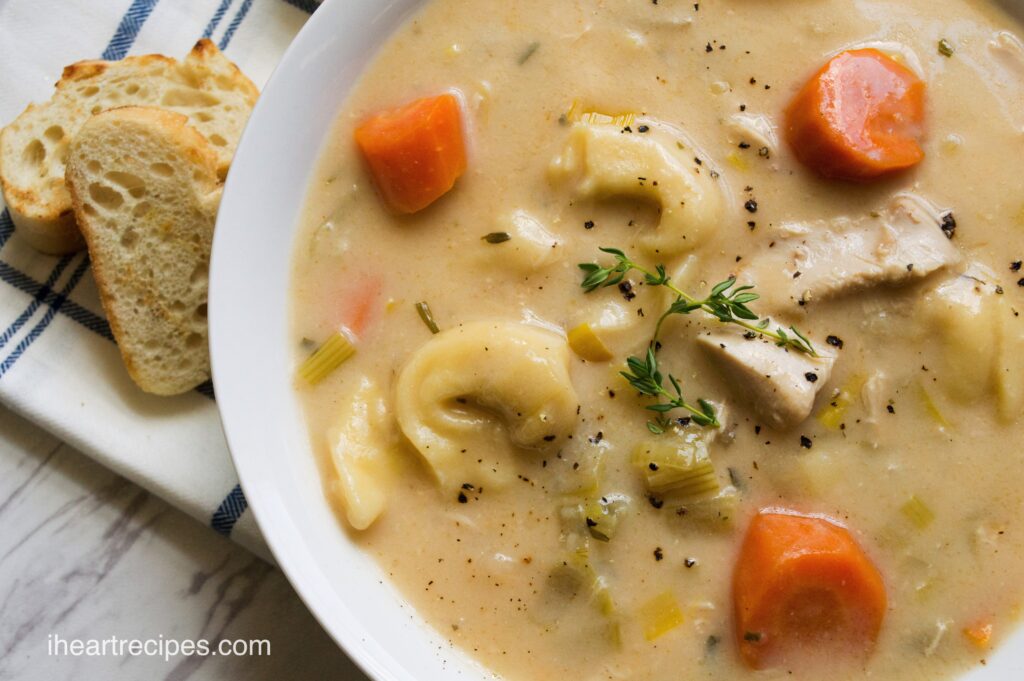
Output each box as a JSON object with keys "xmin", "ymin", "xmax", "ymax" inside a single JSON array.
[
  {"xmin": 740, "ymin": 193, "xmax": 960, "ymax": 308},
  {"xmin": 698, "ymin": 330, "xmax": 836, "ymax": 430}
]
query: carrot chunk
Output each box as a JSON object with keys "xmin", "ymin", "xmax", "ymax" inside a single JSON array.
[
  {"xmin": 784, "ymin": 49, "xmax": 925, "ymax": 181},
  {"xmin": 732, "ymin": 510, "xmax": 887, "ymax": 669},
  {"xmin": 963, "ymin": 619, "xmax": 994, "ymax": 649},
  {"xmin": 354, "ymin": 93, "xmax": 467, "ymax": 213}
]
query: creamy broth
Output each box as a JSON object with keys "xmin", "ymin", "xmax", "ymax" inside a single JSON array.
[{"xmin": 291, "ymin": 1, "xmax": 1024, "ymax": 679}]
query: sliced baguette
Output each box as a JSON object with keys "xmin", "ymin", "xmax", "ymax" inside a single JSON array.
[
  {"xmin": 65, "ymin": 107, "xmax": 220, "ymax": 396},
  {"xmin": 0, "ymin": 39, "xmax": 256, "ymax": 254}
]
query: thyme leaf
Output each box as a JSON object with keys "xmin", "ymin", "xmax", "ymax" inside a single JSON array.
[{"xmin": 578, "ymin": 247, "xmax": 817, "ymax": 355}]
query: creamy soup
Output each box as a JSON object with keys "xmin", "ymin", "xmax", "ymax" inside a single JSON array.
[{"xmin": 291, "ymin": 1, "xmax": 1024, "ymax": 679}]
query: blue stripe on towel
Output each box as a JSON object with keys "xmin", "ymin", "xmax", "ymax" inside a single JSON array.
[
  {"xmin": 0, "ymin": 210, "xmax": 15, "ymax": 250},
  {"xmin": 210, "ymin": 484, "xmax": 249, "ymax": 535},
  {"xmin": 203, "ymin": 0, "xmax": 235, "ymax": 39},
  {"xmin": 0, "ymin": 255, "xmax": 91, "ymax": 379},
  {"xmin": 218, "ymin": 0, "xmax": 254, "ymax": 50},
  {"xmin": 0, "ymin": 256, "xmax": 73, "ymax": 351},
  {"xmin": 102, "ymin": 0, "xmax": 164, "ymax": 61},
  {"xmin": 0, "ymin": 0, "xmax": 161, "ymax": 375},
  {"xmin": 281, "ymin": 0, "xmax": 318, "ymax": 14}
]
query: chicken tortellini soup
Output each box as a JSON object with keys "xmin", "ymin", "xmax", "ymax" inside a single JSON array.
[{"xmin": 292, "ymin": 0, "xmax": 1024, "ymax": 678}]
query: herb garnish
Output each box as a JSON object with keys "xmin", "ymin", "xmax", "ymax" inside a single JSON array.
[
  {"xmin": 517, "ymin": 41, "xmax": 540, "ymax": 65},
  {"xmin": 482, "ymin": 231, "xmax": 511, "ymax": 244},
  {"xmin": 579, "ymin": 247, "xmax": 817, "ymax": 432},
  {"xmin": 622, "ymin": 347, "xmax": 720, "ymax": 431},
  {"xmin": 415, "ymin": 301, "xmax": 441, "ymax": 334},
  {"xmin": 578, "ymin": 247, "xmax": 817, "ymax": 355},
  {"xmin": 938, "ymin": 38, "xmax": 954, "ymax": 57}
]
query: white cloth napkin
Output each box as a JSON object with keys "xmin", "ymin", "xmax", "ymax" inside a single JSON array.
[{"xmin": 0, "ymin": 0, "xmax": 318, "ymax": 557}]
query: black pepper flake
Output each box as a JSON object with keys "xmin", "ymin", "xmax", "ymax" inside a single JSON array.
[
  {"xmin": 940, "ymin": 212, "xmax": 957, "ymax": 239},
  {"xmin": 996, "ymin": 285, "xmax": 1005, "ymax": 295},
  {"xmin": 758, "ymin": 146, "xmax": 770, "ymax": 157},
  {"xmin": 738, "ymin": 141, "xmax": 751, "ymax": 149},
  {"xmin": 584, "ymin": 220, "xmax": 595, "ymax": 230},
  {"xmin": 739, "ymin": 104, "xmax": 747, "ymax": 111},
  {"xmin": 826, "ymin": 335, "xmax": 844, "ymax": 349},
  {"xmin": 744, "ymin": 631, "xmax": 763, "ymax": 643},
  {"xmin": 618, "ymin": 280, "xmax": 636, "ymax": 301},
  {"xmin": 654, "ymin": 547, "xmax": 664, "ymax": 561},
  {"xmin": 800, "ymin": 435, "xmax": 812, "ymax": 449},
  {"xmin": 804, "ymin": 372, "xmax": 818, "ymax": 383},
  {"xmin": 754, "ymin": 425, "xmax": 762, "ymax": 435},
  {"xmin": 705, "ymin": 42, "xmax": 713, "ymax": 53},
  {"xmin": 887, "ymin": 404, "xmax": 895, "ymax": 414},
  {"xmin": 694, "ymin": 157, "xmax": 703, "ymax": 165},
  {"xmin": 649, "ymin": 495, "xmax": 664, "ymax": 509},
  {"xmin": 684, "ymin": 557, "xmax": 697, "ymax": 568},
  {"xmin": 461, "ymin": 483, "xmax": 475, "ymax": 491},
  {"xmin": 744, "ymin": 199, "xmax": 758, "ymax": 213},
  {"xmin": 586, "ymin": 517, "xmax": 598, "ymax": 527},
  {"xmin": 457, "ymin": 492, "xmax": 468, "ymax": 503},
  {"xmin": 1012, "ymin": 261, "xmax": 1022, "ymax": 272},
  {"xmin": 638, "ymin": 124, "xmax": 650, "ymax": 133},
  {"xmin": 588, "ymin": 431, "xmax": 604, "ymax": 444},
  {"xmin": 749, "ymin": 77, "xmax": 756, "ymax": 85},
  {"xmin": 542, "ymin": 434, "xmax": 556, "ymax": 442},
  {"xmin": 649, "ymin": 462, "xmax": 660, "ymax": 471},
  {"xmin": 747, "ymin": 220, "xmax": 756, "ymax": 230}
]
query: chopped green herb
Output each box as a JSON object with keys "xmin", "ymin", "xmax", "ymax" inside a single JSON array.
[
  {"xmin": 517, "ymin": 41, "xmax": 540, "ymax": 65},
  {"xmin": 938, "ymin": 38, "xmax": 954, "ymax": 57},
  {"xmin": 622, "ymin": 348, "xmax": 720, "ymax": 428},
  {"xmin": 578, "ymin": 247, "xmax": 817, "ymax": 355},
  {"xmin": 415, "ymin": 301, "xmax": 441, "ymax": 334},
  {"xmin": 482, "ymin": 231, "xmax": 511, "ymax": 244}
]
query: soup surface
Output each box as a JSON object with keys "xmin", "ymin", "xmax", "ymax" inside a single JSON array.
[{"xmin": 292, "ymin": 0, "xmax": 1024, "ymax": 678}]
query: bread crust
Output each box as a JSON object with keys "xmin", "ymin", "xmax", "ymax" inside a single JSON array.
[{"xmin": 0, "ymin": 39, "xmax": 254, "ymax": 255}]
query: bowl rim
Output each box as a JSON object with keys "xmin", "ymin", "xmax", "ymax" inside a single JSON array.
[{"xmin": 208, "ymin": 1, "xmax": 1024, "ymax": 680}]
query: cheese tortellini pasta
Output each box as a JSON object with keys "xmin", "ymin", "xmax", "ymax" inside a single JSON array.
[
  {"xmin": 394, "ymin": 321, "xmax": 579, "ymax": 490},
  {"xmin": 549, "ymin": 119, "xmax": 724, "ymax": 255},
  {"xmin": 327, "ymin": 376, "xmax": 398, "ymax": 530}
]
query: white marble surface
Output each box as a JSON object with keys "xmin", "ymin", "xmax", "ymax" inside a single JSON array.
[{"xmin": 0, "ymin": 404, "xmax": 370, "ymax": 681}]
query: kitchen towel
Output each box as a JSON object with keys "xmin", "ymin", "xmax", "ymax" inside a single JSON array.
[{"xmin": 0, "ymin": 0, "xmax": 319, "ymax": 557}]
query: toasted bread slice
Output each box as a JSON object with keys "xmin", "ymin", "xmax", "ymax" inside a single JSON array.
[
  {"xmin": 66, "ymin": 107, "xmax": 220, "ymax": 395},
  {"xmin": 0, "ymin": 39, "xmax": 256, "ymax": 254}
]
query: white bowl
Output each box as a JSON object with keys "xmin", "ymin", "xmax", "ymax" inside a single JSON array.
[{"xmin": 208, "ymin": 1, "xmax": 1024, "ymax": 679}]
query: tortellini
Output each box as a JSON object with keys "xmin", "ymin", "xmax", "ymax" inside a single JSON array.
[
  {"xmin": 394, "ymin": 321, "xmax": 579, "ymax": 490},
  {"xmin": 327, "ymin": 377, "xmax": 397, "ymax": 530},
  {"xmin": 925, "ymin": 266, "xmax": 1024, "ymax": 421},
  {"xmin": 549, "ymin": 119, "xmax": 724, "ymax": 255}
]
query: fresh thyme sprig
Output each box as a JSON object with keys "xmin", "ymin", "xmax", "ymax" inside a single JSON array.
[
  {"xmin": 622, "ymin": 348, "xmax": 719, "ymax": 433},
  {"xmin": 578, "ymin": 247, "xmax": 817, "ymax": 356}
]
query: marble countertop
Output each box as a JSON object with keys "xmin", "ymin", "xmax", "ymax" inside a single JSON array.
[{"xmin": 0, "ymin": 404, "xmax": 369, "ymax": 680}]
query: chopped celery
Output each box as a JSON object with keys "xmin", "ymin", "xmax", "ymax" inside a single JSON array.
[
  {"xmin": 817, "ymin": 375, "xmax": 865, "ymax": 430},
  {"xmin": 673, "ymin": 486, "xmax": 739, "ymax": 528},
  {"xmin": 568, "ymin": 323, "xmax": 614, "ymax": 362},
  {"xmin": 918, "ymin": 383, "xmax": 951, "ymax": 429},
  {"xmin": 584, "ymin": 493, "xmax": 630, "ymax": 542},
  {"xmin": 901, "ymin": 495, "xmax": 935, "ymax": 529},
  {"xmin": 632, "ymin": 439, "xmax": 719, "ymax": 498},
  {"xmin": 546, "ymin": 553, "xmax": 622, "ymax": 647},
  {"xmin": 639, "ymin": 591, "xmax": 685, "ymax": 641},
  {"xmin": 297, "ymin": 331, "xmax": 355, "ymax": 385},
  {"xmin": 563, "ymin": 100, "xmax": 636, "ymax": 128}
]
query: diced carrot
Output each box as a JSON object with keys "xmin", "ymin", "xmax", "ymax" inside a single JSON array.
[
  {"xmin": 732, "ymin": 510, "xmax": 887, "ymax": 669},
  {"xmin": 340, "ymin": 277, "xmax": 381, "ymax": 338},
  {"xmin": 784, "ymin": 49, "xmax": 925, "ymax": 181},
  {"xmin": 963, "ymin": 619, "xmax": 994, "ymax": 649},
  {"xmin": 354, "ymin": 93, "xmax": 467, "ymax": 213}
]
